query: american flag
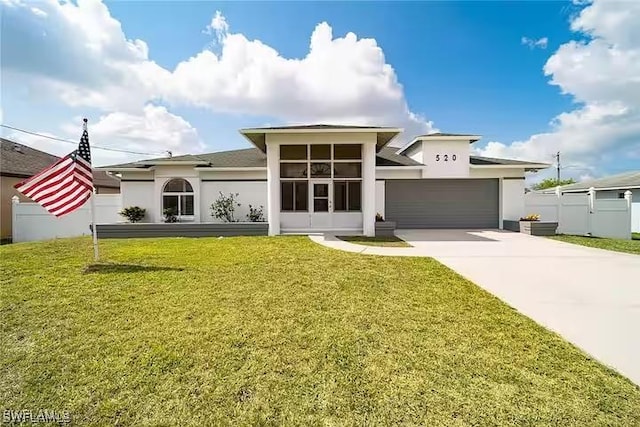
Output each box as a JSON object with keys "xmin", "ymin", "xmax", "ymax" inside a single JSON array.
[{"xmin": 14, "ymin": 121, "xmax": 93, "ymax": 217}]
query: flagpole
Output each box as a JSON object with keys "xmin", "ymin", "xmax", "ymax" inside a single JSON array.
[
  {"xmin": 91, "ymin": 188, "xmax": 99, "ymax": 262},
  {"xmin": 85, "ymin": 118, "xmax": 99, "ymax": 262}
]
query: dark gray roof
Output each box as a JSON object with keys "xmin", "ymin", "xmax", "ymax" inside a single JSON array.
[
  {"xmin": 193, "ymin": 148, "xmax": 267, "ymax": 168},
  {"xmin": 376, "ymin": 147, "xmax": 422, "ymax": 166},
  {"xmin": 1, "ymin": 138, "xmax": 59, "ymax": 177},
  {"xmin": 1, "ymin": 138, "xmax": 120, "ymax": 188},
  {"xmin": 558, "ymin": 171, "xmax": 640, "ymax": 192},
  {"xmin": 103, "ymin": 147, "xmax": 545, "ymax": 170},
  {"xmin": 470, "ymin": 155, "xmax": 549, "ymax": 167},
  {"xmin": 106, "ymin": 148, "xmax": 267, "ymax": 169}
]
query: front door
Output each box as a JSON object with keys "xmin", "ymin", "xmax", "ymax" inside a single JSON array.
[{"xmin": 310, "ymin": 180, "xmax": 332, "ymax": 229}]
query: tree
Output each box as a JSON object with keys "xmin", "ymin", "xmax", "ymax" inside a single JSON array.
[{"xmin": 531, "ymin": 178, "xmax": 576, "ymax": 191}]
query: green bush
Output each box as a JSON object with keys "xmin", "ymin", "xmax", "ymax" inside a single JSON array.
[
  {"xmin": 210, "ymin": 192, "xmax": 241, "ymax": 222},
  {"xmin": 163, "ymin": 207, "xmax": 178, "ymax": 223},
  {"xmin": 247, "ymin": 205, "xmax": 265, "ymax": 222},
  {"xmin": 119, "ymin": 206, "xmax": 146, "ymax": 223}
]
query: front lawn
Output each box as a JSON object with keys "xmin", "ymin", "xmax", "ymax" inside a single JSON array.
[
  {"xmin": 338, "ymin": 235, "xmax": 411, "ymax": 247},
  {"xmin": 551, "ymin": 233, "xmax": 640, "ymax": 255},
  {"xmin": 1, "ymin": 237, "xmax": 639, "ymax": 425}
]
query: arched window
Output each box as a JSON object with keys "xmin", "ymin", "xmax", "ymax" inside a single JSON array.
[{"xmin": 162, "ymin": 178, "xmax": 194, "ymax": 219}]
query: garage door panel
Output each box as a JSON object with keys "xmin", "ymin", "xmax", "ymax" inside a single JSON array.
[{"xmin": 385, "ymin": 179, "xmax": 498, "ymax": 228}]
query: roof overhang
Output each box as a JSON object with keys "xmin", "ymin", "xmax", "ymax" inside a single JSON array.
[
  {"xmin": 97, "ymin": 160, "xmax": 210, "ymax": 172},
  {"xmin": 239, "ymin": 126, "xmax": 403, "ymax": 152},
  {"xmin": 397, "ymin": 134, "xmax": 482, "ymax": 155},
  {"xmin": 136, "ymin": 160, "xmax": 209, "ymax": 166},
  {"xmin": 469, "ymin": 164, "xmax": 550, "ymax": 172},
  {"xmin": 95, "ymin": 166, "xmax": 154, "ymax": 172}
]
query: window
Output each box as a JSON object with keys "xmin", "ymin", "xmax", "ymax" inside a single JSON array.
[
  {"xmin": 279, "ymin": 143, "xmax": 362, "ymax": 214},
  {"xmin": 281, "ymin": 145, "xmax": 307, "ymax": 160},
  {"xmin": 281, "ymin": 181, "xmax": 308, "ymax": 211},
  {"xmin": 311, "ymin": 144, "xmax": 331, "ymax": 160},
  {"xmin": 280, "ymin": 163, "xmax": 308, "ymax": 178},
  {"xmin": 162, "ymin": 178, "xmax": 194, "ymax": 218},
  {"xmin": 334, "ymin": 181, "xmax": 361, "ymax": 211},
  {"xmin": 310, "ymin": 163, "xmax": 331, "ymax": 178},
  {"xmin": 334, "ymin": 163, "xmax": 361, "ymax": 178},
  {"xmin": 334, "ymin": 144, "xmax": 362, "ymax": 160}
]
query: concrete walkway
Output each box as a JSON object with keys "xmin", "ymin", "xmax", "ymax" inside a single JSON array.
[{"xmin": 309, "ymin": 230, "xmax": 640, "ymax": 385}]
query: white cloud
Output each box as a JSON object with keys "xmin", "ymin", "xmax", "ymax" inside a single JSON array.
[
  {"xmin": 3, "ymin": 2, "xmax": 435, "ymax": 147},
  {"xmin": 29, "ymin": 6, "xmax": 46, "ymax": 17},
  {"xmin": 5, "ymin": 105, "xmax": 204, "ymax": 166},
  {"xmin": 480, "ymin": 0, "xmax": 640, "ymax": 178},
  {"xmin": 521, "ymin": 36, "xmax": 548, "ymax": 49},
  {"xmin": 167, "ymin": 17, "xmax": 435, "ymax": 140},
  {"xmin": 204, "ymin": 10, "xmax": 229, "ymax": 44},
  {"xmin": 2, "ymin": 0, "xmax": 171, "ymax": 112}
]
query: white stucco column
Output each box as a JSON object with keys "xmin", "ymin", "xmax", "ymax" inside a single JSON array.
[
  {"xmin": 362, "ymin": 142, "xmax": 376, "ymax": 236},
  {"xmin": 266, "ymin": 142, "xmax": 280, "ymax": 235},
  {"xmin": 501, "ymin": 178, "xmax": 525, "ymax": 222},
  {"xmin": 191, "ymin": 177, "xmax": 201, "ymax": 223}
]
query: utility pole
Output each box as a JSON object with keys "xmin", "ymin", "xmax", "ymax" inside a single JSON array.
[{"xmin": 555, "ymin": 151, "xmax": 561, "ymax": 183}]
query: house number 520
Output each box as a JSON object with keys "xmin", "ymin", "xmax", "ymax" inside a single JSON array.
[{"xmin": 435, "ymin": 154, "xmax": 457, "ymax": 162}]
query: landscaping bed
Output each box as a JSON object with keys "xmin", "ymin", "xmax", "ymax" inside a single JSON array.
[{"xmin": 338, "ymin": 235, "xmax": 411, "ymax": 247}]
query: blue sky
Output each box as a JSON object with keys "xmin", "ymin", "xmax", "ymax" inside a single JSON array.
[{"xmin": 2, "ymin": 0, "xmax": 639, "ymax": 180}]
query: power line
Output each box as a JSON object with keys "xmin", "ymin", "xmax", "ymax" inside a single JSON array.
[{"xmin": 1, "ymin": 123, "xmax": 166, "ymax": 156}]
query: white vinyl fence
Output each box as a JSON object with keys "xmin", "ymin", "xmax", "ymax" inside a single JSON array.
[
  {"xmin": 12, "ymin": 194, "xmax": 121, "ymax": 243},
  {"xmin": 525, "ymin": 189, "xmax": 633, "ymax": 239},
  {"xmin": 633, "ymin": 202, "xmax": 640, "ymax": 233}
]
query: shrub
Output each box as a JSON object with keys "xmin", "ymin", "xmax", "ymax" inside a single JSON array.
[
  {"xmin": 163, "ymin": 207, "xmax": 178, "ymax": 223},
  {"xmin": 520, "ymin": 214, "xmax": 541, "ymax": 222},
  {"xmin": 119, "ymin": 206, "xmax": 146, "ymax": 223},
  {"xmin": 247, "ymin": 205, "xmax": 265, "ymax": 222},
  {"xmin": 210, "ymin": 192, "xmax": 241, "ymax": 222}
]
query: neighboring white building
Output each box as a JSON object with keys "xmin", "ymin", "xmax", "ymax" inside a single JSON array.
[
  {"xmin": 540, "ymin": 170, "xmax": 640, "ymax": 202},
  {"xmin": 538, "ymin": 170, "xmax": 640, "ymax": 233},
  {"xmin": 100, "ymin": 125, "xmax": 550, "ymax": 236}
]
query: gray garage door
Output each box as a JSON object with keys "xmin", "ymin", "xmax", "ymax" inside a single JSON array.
[{"xmin": 385, "ymin": 179, "xmax": 499, "ymax": 228}]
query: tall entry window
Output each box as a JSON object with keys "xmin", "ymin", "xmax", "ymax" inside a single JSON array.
[
  {"xmin": 162, "ymin": 178, "xmax": 194, "ymax": 218},
  {"xmin": 280, "ymin": 144, "xmax": 362, "ymax": 212}
]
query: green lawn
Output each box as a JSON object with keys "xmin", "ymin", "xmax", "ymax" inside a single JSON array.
[
  {"xmin": 1, "ymin": 237, "xmax": 639, "ymax": 425},
  {"xmin": 551, "ymin": 233, "xmax": 640, "ymax": 255},
  {"xmin": 338, "ymin": 235, "xmax": 412, "ymax": 247}
]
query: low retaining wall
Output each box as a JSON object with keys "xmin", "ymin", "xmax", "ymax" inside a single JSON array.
[
  {"xmin": 519, "ymin": 221, "xmax": 558, "ymax": 236},
  {"xmin": 503, "ymin": 220, "xmax": 520, "ymax": 232},
  {"xmin": 375, "ymin": 221, "xmax": 396, "ymax": 237},
  {"xmin": 96, "ymin": 223, "xmax": 268, "ymax": 239}
]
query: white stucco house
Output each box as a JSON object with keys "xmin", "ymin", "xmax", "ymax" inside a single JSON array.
[{"xmin": 100, "ymin": 125, "xmax": 550, "ymax": 236}]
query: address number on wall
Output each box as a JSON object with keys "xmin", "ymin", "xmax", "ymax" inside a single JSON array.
[{"xmin": 435, "ymin": 154, "xmax": 457, "ymax": 162}]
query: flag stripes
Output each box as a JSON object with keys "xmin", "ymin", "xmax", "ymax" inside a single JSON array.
[{"xmin": 14, "ymin": 127, "xmax": 94, "ymax": 217}]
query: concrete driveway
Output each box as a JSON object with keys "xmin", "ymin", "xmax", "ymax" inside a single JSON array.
[
  {"xmin": 397, "ymin": 229, "xmax": 640, "ymax": 386},
  {"xmin": 310, "ymin": 230, "xmax": 640, "ymax": 385}
]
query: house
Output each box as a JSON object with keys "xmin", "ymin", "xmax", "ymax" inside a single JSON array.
[
  {"xmin": 540, "ymin": 171, "xmax": 640, "ymax": 233},
  {"xmin": 0, "ymin": 138, "xmax": 120, "ymax": 242},
  {"xmin": 100, "ymin": 125, "xmax": 550, "ymax": 236},
  {"xmin": 540, "ymin": 170, "xmax": 639, "ymax": 202}
]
